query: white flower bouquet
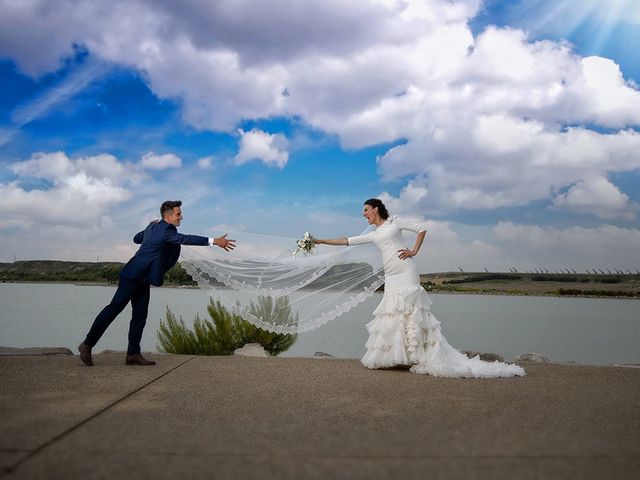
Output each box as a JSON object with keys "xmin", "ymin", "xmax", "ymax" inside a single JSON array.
[{"xmin": 293, "ymin": 232, "xmax": 316, "ymax": 257}]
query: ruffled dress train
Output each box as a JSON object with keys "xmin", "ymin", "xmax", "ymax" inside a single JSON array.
[{"xmin": 361, "ymin": 285, "xmax": 525, "ymax": 378}]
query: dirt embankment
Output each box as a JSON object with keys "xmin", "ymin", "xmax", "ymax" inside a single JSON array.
[{"xmin": 420, "ymin": 272, "xmax": 640, "ymax": 298}]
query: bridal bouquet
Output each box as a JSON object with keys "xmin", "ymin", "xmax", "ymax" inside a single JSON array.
[{"xmin": 293, "ymin": 232, "xmax": 316, "ymax": 257}]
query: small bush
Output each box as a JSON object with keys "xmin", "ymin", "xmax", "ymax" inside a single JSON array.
[{"xmin": 157, "ymin": 296, "xmax": 297, "ymax": 356}]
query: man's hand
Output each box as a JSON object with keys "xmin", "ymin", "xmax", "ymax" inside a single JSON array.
[{"xmin": 214, "ymin": 234, "xmax": 236, "ymax": 251}]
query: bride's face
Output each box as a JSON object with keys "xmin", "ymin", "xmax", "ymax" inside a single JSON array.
[{"xmin": 362, "ymin": 204, "xmax": 378, "ymax": 224}]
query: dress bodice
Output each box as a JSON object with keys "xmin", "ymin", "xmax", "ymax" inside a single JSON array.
[{"xmin": 347, "ymin": 217, "xmax": 427, "ymax": 292}]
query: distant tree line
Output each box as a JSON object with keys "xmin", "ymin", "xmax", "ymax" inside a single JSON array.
[
  {"xmin": 558, "ymin": 288, "xmax": 638, "ymax": 298},
  {"xmin": 0, "ymin": 260, "xmax": 197, "ymax": 286},
  {"xmin": 443, "ymin": 273, "xmax": 522, "ymax": 284},
  {"xmin": 531, "ymin": 275, "xmax": 622, "ymax": 283}
]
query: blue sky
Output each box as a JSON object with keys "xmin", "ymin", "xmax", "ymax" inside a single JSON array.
[{"xmin": 1, "ymin": 0, "xmax": 639, "ymax": 272}]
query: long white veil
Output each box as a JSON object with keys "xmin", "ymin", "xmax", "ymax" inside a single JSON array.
[{"xmin": 180, "ymin": 228, "xmax": 384, "ymax": 334}]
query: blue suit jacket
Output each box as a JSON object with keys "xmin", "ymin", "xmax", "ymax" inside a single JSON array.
[{"xmin": 120, "ymin": 220, "xmax": 209, "ymax": 286}]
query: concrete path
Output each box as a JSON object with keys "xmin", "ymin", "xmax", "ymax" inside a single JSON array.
[{"xmin": 1, "ymin": 354, "xmax": 639, "ymax": 479}]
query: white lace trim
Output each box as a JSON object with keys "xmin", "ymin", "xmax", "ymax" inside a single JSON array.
[
  {"xmin": 182, "ymin": 259, "xmax": 385, "ymax": 334},
  {"xmin": 230, "ymin": 274, "xmax": 386, "ymax": 334},
  {"xmin": 182, "ymin": 260, "xmax": 332, "ymax": 297}
]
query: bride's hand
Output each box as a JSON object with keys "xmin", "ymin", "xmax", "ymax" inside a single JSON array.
[{"xmin": 398, "ymin": 248, "xmax": 415, "ymax": 260}]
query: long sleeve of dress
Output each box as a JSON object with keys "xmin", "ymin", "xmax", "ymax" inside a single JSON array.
[
  {"xmin": 391, "ymin": 217, "xmax": 428, "ymax": 234},
  {"xmin": 347, "ymin": 231, "xmax": 376, "ymax": 246}
]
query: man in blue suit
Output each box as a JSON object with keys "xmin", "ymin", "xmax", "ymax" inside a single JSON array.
[{"xmin": 79, "ymin": 200, "xmax": 235, "ymax": 366}]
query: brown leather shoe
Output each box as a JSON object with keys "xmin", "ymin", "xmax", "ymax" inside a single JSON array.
[
  {"xmin": 78, "ymin": 343, "xmax": 93, "ymax": 366},
  {"xmin": 125, "ymin": 354, "xmax": 156, "ymax": 366}
]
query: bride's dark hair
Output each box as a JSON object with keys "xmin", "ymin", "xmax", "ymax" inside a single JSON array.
[{"xmin": 364, "ymin": 198, "xmax": 389, "ymax": 219}]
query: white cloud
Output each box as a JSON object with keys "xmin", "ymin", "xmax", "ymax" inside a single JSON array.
[
  {"xmin": 234, "ymin": 129, "xmax": 289, "ymax": 168},
  {"xmin": 140, "ymin": 152, "xmax": 182, "ymax": 170},
  {"xmin": 0, "ymin": 225, "xmax": 139, "ymax": 263},
  {"xmin": 379, "ymin": 178, "xmax": 429, "ymax": 216},
  {"xmin": 493, "ymin": 221, "xmax": 640, "ymax": 271},
  {"xmin": 405, "ymin": 220, "xmax": 507, "ymax": 272},
  {"xmin": 553, "ymin": 175, "xmax": 637, "ymax": 220},
  {"xmin": 3, "ymin": 152, "xmax": 133, "ymax": 228},
  {"xmin": 378, "ymin": 121, "xmax": 640, "ymax": 215},
  {"xmin": 569, "ymin": 56, "xmax": 640, "ymax": 127},
  {"xmin": 197, "ymin": 156, "xmax": 214, "ymax": 169}
]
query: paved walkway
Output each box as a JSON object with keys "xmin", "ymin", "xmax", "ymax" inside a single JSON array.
[{"xmin": 1, "ymin": 354, "xmax": 639, "ymax": 479}]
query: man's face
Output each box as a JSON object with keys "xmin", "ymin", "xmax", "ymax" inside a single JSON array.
[{"xmin": 164, "ymin": 207, "xmax": 183, "ymax": 226}]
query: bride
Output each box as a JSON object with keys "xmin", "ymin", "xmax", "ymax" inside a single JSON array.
[{"xmin": 314, "ymin": 198, "xmax": 525, "ymax": 378}]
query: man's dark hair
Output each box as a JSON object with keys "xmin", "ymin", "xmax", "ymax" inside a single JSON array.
[{"xmin": 161, "ymin": 200, "xmax": 182, "ymax": 217}]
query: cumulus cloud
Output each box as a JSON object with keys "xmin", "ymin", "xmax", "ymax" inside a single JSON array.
[
  {"xmin": 2, "ymin": 151, "xmax": 133, "ymax": 228},
  {"xmin": 575, "ymin": 57, "xmax": 640, "ymax": 127},
  {"xmin": 553, "ymin": 175, "xmax": 637, "ymax": 220},
  {"xmin": 140, "ymin": 152, "xmax": 182, "ymax": 170},
  {"xmin": 379, "ymin": 178, "xmax": 429, "ymax": 216},
  {"xmin": 380, "ymin": 121, "xmax": 640, "ymax": 214},
  {"xmin": 234, "ymin": 129, "xmax": 289, "ymax": 168}
]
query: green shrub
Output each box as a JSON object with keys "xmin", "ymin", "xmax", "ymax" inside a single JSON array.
[{"xmin": 157, "ymin": 296, "xmax": 297, "ymax": 356}]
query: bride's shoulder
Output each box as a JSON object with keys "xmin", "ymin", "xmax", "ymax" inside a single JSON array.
[{"xmin": 389, "ymin": 216, "xmax": 428, "ymax": 233}]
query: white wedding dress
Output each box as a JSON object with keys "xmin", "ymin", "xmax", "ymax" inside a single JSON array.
[{"xmin": 347, "ymin": 217, "xmax": 525, "ymax": 378}]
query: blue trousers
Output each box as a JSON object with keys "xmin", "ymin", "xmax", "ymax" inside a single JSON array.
[{"xmin": 84, "ymin": 276, "xmax": 151, "ymax": 355}]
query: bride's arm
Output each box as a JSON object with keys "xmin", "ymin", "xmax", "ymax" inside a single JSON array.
[
  {"xmin": 315, "ymin": 238, "xmax": 348, "ymax": 246},
  {"xmin": 398, "ymin": 230, "xmax": 426, "ymax": 260}
]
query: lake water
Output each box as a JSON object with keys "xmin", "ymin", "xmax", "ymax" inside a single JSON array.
[{"xmin": 0, "ymin": 282, "xmax": 638, "ymax": 365}]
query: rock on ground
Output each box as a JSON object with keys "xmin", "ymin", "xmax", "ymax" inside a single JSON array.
[
  {"xmin": 516, "ymin": 352, "xmax": 550, "ymax": 363},
  {"xmin": 462, "ymin": 351, "xmax": 505, "ymax": 362},
  {"xmin": 233, "ymin": 343, "xmax": 269, "ymax": 357}
]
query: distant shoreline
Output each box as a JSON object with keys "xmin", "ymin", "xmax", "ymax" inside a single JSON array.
[
  {"xmin": 1, "ymin": 261, "xmax": 639, "ymax": 299},
  {"xmin": 420, "ymin": 272, "xmax": 640, "ymax": 300},
  {"xmin": 2, "ymin": 279, "xmax": 639, "ymax": 300}
]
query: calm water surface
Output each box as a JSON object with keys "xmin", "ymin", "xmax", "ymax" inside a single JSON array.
[{"xmin": 0, "ymin": 282, "xmax": 638, "ymax": 365}]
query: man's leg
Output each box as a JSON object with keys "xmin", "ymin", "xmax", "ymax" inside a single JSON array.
[
  {"xmin": 127, "ymin": 281, "xmax": 151, "ymax": 356},
  {"xmin": 84, "ymin": 277, "xmax": 135, "ymax": 349}
]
